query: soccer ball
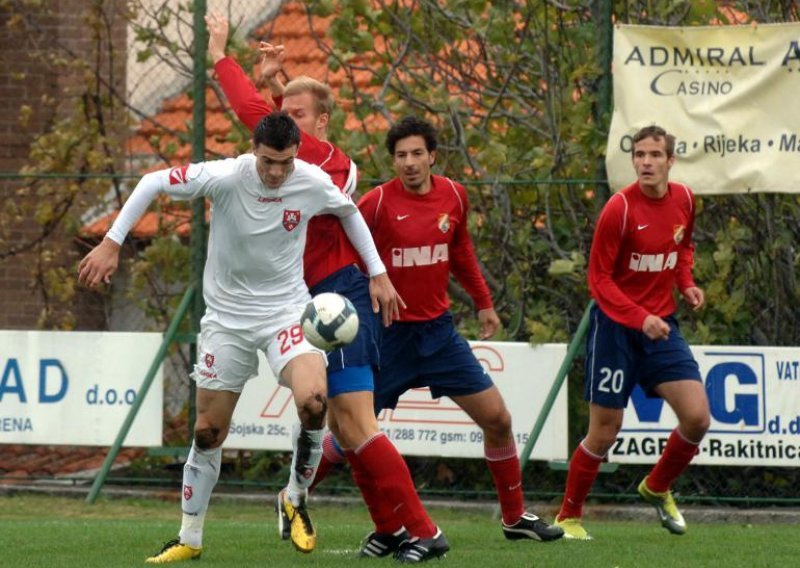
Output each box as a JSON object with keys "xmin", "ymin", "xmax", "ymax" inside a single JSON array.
[{"xmin": 300, "ymin": 292, "xmax": 360, "ymax": 351}]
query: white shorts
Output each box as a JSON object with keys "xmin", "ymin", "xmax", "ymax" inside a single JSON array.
[{"xmin": 193, "ymin": 304, "xmax": 326, "ymax": 393}]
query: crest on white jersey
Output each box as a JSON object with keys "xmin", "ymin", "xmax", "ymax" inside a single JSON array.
[{"xmin": 283, "ymin": 209, "xmax": 301, "ymax": 232}]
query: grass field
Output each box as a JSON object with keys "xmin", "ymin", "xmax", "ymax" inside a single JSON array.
[{"xmin": 0, "ymin": 493, "xmax": 794, "ymax": 567}]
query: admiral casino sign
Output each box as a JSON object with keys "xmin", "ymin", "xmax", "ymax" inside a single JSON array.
[{"xmin": 606, "ymin": 23, "xmax": 800, "ymax": 195}]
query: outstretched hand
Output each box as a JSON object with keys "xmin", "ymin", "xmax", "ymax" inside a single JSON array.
[
  {"xmin": 369, "ymin": 273, "xmax": 406, "ymax": 327},
  {"xmin": 205, "ymin": 12, "xmax": 229, "ymax": 63},
  {"xmin": 257, "ymin": 41, "xmax": 286, "ymax": 85},
  {"xmin": 77, "ymin": 238, "xmax": 121, "ymax": 291}
]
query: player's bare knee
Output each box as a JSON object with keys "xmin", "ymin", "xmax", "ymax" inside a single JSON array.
[
  {"xmin": 494, "ymin": 408, "xmax": 513, "ymax": 435},
  {"xmin": 481, "ymin": 408, "xmax": 513, "ymax": 441},
  {"xmin": 194, "ymin": 426, "xmax": 224, "ymax": 450},
  {"xmin": 299, "ymin": 392, "xmax": 328, "ymax": 429},
  {"xmin": 588, "ymin": 424, "xmax": 621, "ymax": 454},
  {"xmin": 682, "ymin": 413, "xmax": 710, "ymax": 441}
]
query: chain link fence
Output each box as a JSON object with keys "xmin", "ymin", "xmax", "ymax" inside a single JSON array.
[{"xmin": 1, "ymin": 1, "xmax": 799, "ymax": 506}]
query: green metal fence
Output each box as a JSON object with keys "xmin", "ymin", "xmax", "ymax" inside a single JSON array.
[{"xmin": 2, "ymin": 0, "xmax": 800, "ymax": 508}]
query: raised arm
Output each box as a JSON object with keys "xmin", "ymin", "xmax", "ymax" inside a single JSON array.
[
  {"xmin": 78, "ymin": 158, "xmax": 225, "ymax": 290},
  {"xmin": 207, "ymin": 13, "xmax": 280, "ymax": 131},
  {"xmin": 256, "ymin": 41, "xmax": 287, "ymax": 99},
  {"xmin": 206, "ymin": 12, "xmax": 229, "ymax": 65},
  {"xmin": 77, "ymin": 173, "xmax": 163, "ymax": 289}
]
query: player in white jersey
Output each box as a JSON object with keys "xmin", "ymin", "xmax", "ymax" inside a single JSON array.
[{"xmin": 78, "ymin": 112, "xmax": 401, "ymax": 564}]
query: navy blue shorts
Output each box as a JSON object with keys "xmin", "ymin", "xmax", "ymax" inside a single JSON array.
[
  {"xmin": 310, "ymin": 265, "xmax": 380, "ymax": 396},
  {"xmin": 374, "ymin": 311, "xmax": 494, "ymax": 411},
  {"xmin": 584, "ymin": 305, "xmax": 701, "ymax": 409}
]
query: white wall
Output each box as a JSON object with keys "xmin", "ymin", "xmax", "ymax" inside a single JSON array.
[{"xmin": 126, "ymin": 0, "xmax": 281, "ymax": 116}]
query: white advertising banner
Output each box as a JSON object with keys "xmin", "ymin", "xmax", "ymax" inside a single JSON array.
[
  {"xmin": 611, "ymin": 346, "xmax": 800, "ymax": 467},
  {"xmin": 226, "ymin": 342, "xmax": 569, "ymax": 461},
  {"xmin": 607, "ymin": 23, "xmax": 800, "ymax": 194},
  {"xmin": 0, "ymin": 331, "xmax": 163, "ymax": 446}
]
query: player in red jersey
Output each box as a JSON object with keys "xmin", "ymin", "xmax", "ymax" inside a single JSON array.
[
  {"xmin": 553, "ymin": 125, "xmax": 710, "ymax": 540},
  {"xmin": 206, "ymin": 14, "xmax": 446, "ymax": 560},
  {"xmin": 352, "ymin": 116, "xmax": 564, "ymax": 560}
]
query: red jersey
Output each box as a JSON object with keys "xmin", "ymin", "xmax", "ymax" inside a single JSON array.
[
  {"xmin": 588, "ymin": 180, "xmax": 697, "ymax": 330},
  {"xmin": 358, "ymin": 175, "xmax": 493, "ymax": 322},
  {"xmin": 214, "ymin": 57, "xmax": 360, "ymax": 288}
]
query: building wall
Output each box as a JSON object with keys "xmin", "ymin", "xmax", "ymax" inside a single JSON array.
[
  {"xmin": 126, "ymin": 0, "xmax": 281, "ymax": 115},
  {"xmin": 0, "ymin": 1, "xmax": 284, "ymax": 330},
  {"xmin": 0, "ymin": 1, "xmax": 129, "ymax": 329}
]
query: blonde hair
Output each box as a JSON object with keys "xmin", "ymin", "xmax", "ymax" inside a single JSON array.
[{"xmin": 283, "ymin": 76, "xmax": 334, "ymax": 117}]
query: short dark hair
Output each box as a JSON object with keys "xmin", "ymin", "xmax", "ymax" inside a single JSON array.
[
  {"xmin": 632, "ymin": 125, "xmax": 676, "ymax": 158},
  {"xmin": 385, "ymin": 115, "xmax": 438, "ymax": 155},
  {"xmin": 253, "ymin": 111, "xmax": 301, "ymax": 150}
]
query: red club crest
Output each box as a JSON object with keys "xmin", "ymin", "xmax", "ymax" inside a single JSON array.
[
  {"xmin": 183, "ymin": 485, "xmax": 193, "ymax": 500},
  {"xmin": 204, "ymin": 353, "xmax": 215, "ymax": 368},
  {"xmin": 283, "ymin": 209, "xmax": 301, "ymax": 232},
  {"xmin": 168, "ymin": 165, "xmax": 189, "ymax": 185},
  {"xmin": 437, "ymin": 213, "xmax": 450, "ymax": 233},
  {"xmin": 673, "ymin": 224, "xmax": 686, "ymax": 244}
]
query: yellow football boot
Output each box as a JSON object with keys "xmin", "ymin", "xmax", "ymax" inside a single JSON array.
[{"xmin": 145, "ymin": 538, "xmax": 202, "ymax": 564}]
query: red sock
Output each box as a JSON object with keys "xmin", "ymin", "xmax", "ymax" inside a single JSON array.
[
  {"xmin": 356, "ymin": 433, "xmax": 437, "ymax": 538},
  {"xmin": 646, "ymin": 428, "xmax": 700, "ymax": 493},
  {"xmin": 558, "ymin": 443, "xmax": 603, "ymax": 520},
  {"xmin": 309, "ymin": 432, "xmax": 346, "ymax": 493},
  {"xmin": 346, "ymin": 449, "xmax": 403, "ymax": 534},
  {"xmin": 485, "ymin": 443, "xmax": 524, "ymax": 525}
]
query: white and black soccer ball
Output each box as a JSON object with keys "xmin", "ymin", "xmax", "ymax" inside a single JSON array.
[{"xmin": 300, "ymin": 292, "xmax": 360, "ymax": 351}]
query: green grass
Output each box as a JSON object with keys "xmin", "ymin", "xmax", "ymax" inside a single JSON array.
[{"xmin": 0, "ymin": 494, "xmax": 795, "ymax": 567}]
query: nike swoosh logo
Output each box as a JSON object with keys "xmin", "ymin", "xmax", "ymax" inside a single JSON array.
[
  {"xmin": 397, "ymin": 214, "xmax": 410, "ymax": 220},
  {"xmin": 637, "ymin": 224, "xmax": 649, "ymax": 230}
]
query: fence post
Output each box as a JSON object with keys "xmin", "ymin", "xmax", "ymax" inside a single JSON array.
[
  {"xmin": 189, "ymin": 0, "xmax": 208, "ymax": 438},
  {"xmin": 519, "ymin": 300, "xmax": 594, "ymax": 470},
  {"xmin": 85, "ymin": 284, "xmax": 195, "ymax": 504}
]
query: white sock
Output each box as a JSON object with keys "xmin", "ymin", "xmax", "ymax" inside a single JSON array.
[
  {"xmin": 286, "ymin": 423, "xmax": 324, "ymax": 506},
  {"xmin": 178, "ymin": 441, "xmax": 222, "ymax": 547}
]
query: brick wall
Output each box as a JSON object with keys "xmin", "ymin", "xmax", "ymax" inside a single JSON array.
[{"xmin": 0, "ymin": 0, "xmax": 128, "ymax": 330}]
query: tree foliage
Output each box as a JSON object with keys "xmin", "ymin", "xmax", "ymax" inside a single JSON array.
[
  {"xmin": 4, "ymin": 0, "xmax": 796, "ymax": 343},
  {"xmin": 2, "ymin": 0, "xmax": 799, "ymax": 499},
  {"xmin": 0, "ymin": 0, "xmax": 134, "ymax": 328},
  {"xmin": 307, "ymin": 0, "xmax": 800, "ymax": 347}
]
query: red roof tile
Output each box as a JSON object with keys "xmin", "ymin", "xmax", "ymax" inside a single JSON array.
[{"xmin": 83, "ymin": 1, "xmax": 370, "ymax": 240}]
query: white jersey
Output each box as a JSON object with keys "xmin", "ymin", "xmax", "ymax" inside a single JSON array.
[{"xmin": 109, "ymin": 155, "xmax": 357, "ymax": 318}]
